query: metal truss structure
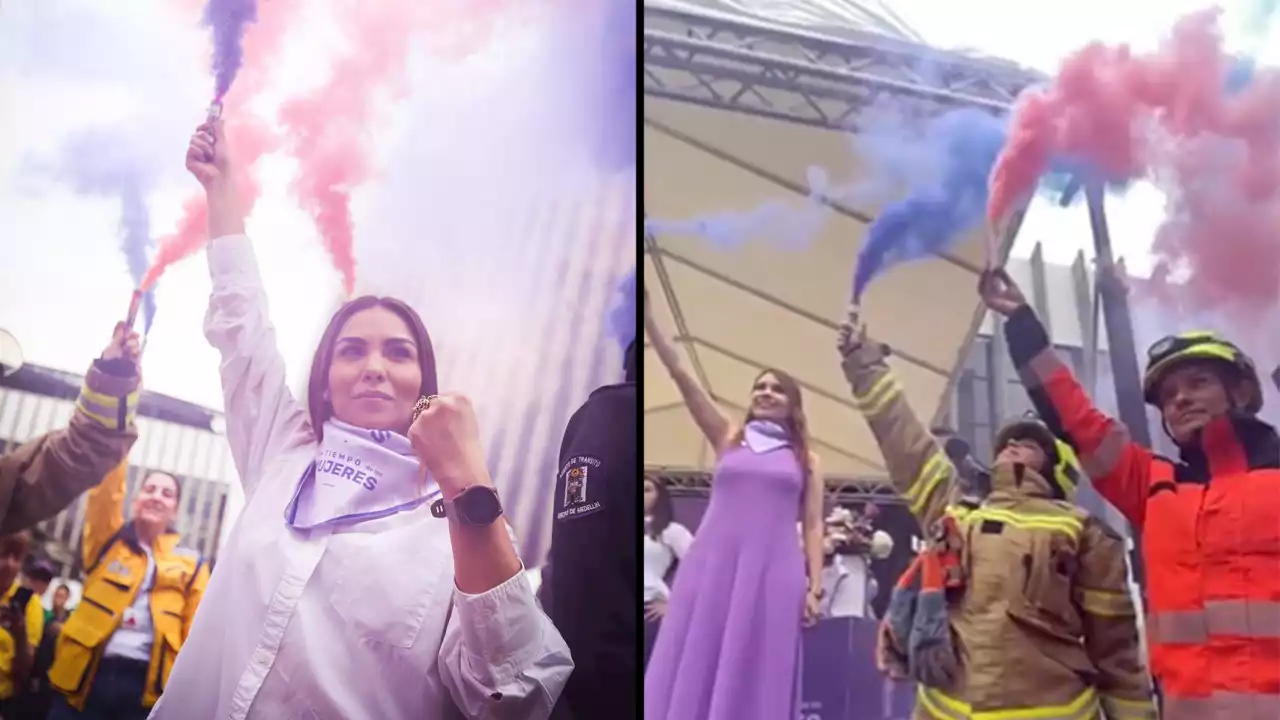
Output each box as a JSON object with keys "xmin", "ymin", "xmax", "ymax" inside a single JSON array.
[
  {"xmin": 641, "ymin": 5, "xmax": 1049, "ymax": 493},
  {"xmin": 648, "ymin": 467, "xmax": 907, "ymax": 505},
  {"xmin": 643, "ymin": 4, "xmax": 1047, "ymax": 131}
]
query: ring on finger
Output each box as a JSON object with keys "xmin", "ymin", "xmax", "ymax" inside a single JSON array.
[{"xmin": 411, "ymin": 394, "xmax": 440, "ymax": 424}]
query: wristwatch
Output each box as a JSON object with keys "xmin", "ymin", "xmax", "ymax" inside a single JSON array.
[{"xmin": 431, "ymin": 486, "xmax": 504, "ymax": 527}]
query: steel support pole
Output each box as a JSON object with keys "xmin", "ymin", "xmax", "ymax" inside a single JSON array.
[
  {"xmin": 1085, "ymin": 186, "xmax": 1151, "ymax": 445},
  {"xmin": 1084, "ymin": 184, "xmax": 1150, "ymax": 593}
]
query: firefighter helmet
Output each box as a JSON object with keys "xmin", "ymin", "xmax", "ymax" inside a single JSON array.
[
  {"xmin": 994, "ymin": 414, "xmax": 1082, "ymax": 501},
  {"xmin": 1142, "ymin": 331, "xmax": 1262, "ymax": 413}
]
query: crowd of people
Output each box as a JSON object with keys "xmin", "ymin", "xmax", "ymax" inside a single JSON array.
[
  {"xmin": 642, "ymin": 265, "xmax": 1280, "ymax": 720},
  {"xmin": 0, "ymin": 118, "xmax": 641, "ymax": 720}
]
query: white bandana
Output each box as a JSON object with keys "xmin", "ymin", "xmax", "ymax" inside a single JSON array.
[
  {"xmin": 743, "ymin": 420, "xmax": 791, "ymax": 454},
  {"xmin": 284, "ymin": 419, "xmax": 441, "ymax": 530}
]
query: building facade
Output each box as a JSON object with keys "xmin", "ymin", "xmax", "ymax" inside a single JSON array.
[{"xmin": 0, "ymin": 362, "xmax": 239, "ymax": 577}]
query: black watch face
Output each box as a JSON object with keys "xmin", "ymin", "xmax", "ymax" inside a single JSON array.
[{"xmin": 458, "ymin": 487, "xmax": 503, "ymax": 525}]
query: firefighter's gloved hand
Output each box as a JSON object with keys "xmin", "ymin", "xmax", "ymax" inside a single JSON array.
[
  {"xmin": 875, "ymin": 620, "xmax": 910, "ymax": 680},
  {"xmin": 909, "ymin": 587, "xmax": 959, "ymax": 688},
  {"xmin": 913, "ymin": 643, "xmax": 957, "ymax": 688},
  {"xmin": 837, "ymin": 305, "xmax": 890, "ymax": 377}
]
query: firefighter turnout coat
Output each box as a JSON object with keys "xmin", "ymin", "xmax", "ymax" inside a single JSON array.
[
  {"xmin": 843, "ymin": 340, "xmax": 1154, "ymax": 720},
  {"xmin": 1004, "ymin": 304, "xmax": 1280, "ymax": 719},
  {"xmin": 0, "ymin": 358, "xmax": 139, "ymax": 533}
]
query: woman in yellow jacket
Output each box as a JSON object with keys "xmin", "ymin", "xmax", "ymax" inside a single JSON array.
[{"xmin": 47, "ymin": 461, "xmax": 209, "ymax": 720}]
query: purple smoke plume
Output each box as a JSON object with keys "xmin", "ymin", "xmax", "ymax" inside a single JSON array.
[
  {"xmin": 203, "ymin": 0, "xmax": 259, "ymax": 100},
  {"xmin": 51, "ymin": 130, "xmax": 159, "ymax": 332},
  {"xmin": 608, "ymin": 269, "xmax": 636, "ymax": 351}
]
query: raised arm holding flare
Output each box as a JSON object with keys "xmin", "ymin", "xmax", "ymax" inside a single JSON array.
[
  {"xmin": 148, "ymin": 120, "xmax": 571, "ymax": 720},
  {"xmin": 984, "ymin": 268, "xmax": 1280, "ymax": 720},
  {"xmin": 839, "ymin": 311, "xmax": 1154, "ymax": 720},
  {"xmin": 0, "ymin": 326, "xmax": 140, "ymax": 533}
]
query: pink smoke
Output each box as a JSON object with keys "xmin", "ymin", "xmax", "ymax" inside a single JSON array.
[
  {"xmin": 277, "ymin": 1, "xmax": 510, "ymax": 297},
  {"xmin": 141, "ymin": 0, "xmax": 298, "ymax": 290},
  {"xmin": 988, "ymin": 8, "xmax": 1280, "ymax": 325}
]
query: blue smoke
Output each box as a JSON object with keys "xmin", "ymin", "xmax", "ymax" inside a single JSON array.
[
  {"xmin": 51, "ymin": 129, "xmax": 158, "ymax": 333},
  {"xmin": 119, "ymin": 180, "xmax": 157, "ymax": 333},
  {"xmin": 1226, "ymin": 56, "xmax": 1257, "ymax": 94},
  {"xmin": 607, "ymin": 269, "xmax": 636, "ymax": 351},
  {"xmin": 644, "ymin": 102, "xmax": 1121, "ymax": 303},
  {"xmin": 847, "ymin": 101, "xmax": 1142, "ymax": 301},
  {"xmin": 645, "ymin": 167, "xmax": 830, "ymax": 249},
  {"xmin": 851, "ymin": 108, "xmax": 1006, "ymax": 302}
]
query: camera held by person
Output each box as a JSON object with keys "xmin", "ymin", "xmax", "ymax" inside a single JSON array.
[{"xmin": 823, "ymin": 504, "xmax": 892, "ymax": 562}]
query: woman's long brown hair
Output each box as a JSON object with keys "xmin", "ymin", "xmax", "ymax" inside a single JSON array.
[
  {"xmin": 306, "ymin": 295, "xmax": 439, "ymax": 441},
  {"xmin": 730, "ymin": 368, "xmax": 813, "ymax": 481}
]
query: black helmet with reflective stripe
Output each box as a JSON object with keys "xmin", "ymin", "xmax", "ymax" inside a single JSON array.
[{"xmin": 1142, "ymin": 331, "xmax": 1261, "ymax": 413}]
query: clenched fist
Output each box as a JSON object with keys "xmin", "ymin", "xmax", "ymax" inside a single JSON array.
[
  {"xmin": 185, "ymin": 120, "xmax": 231, "ymax": 191},
  {"xmin": 102, "ymin": 322, "xmax": 141, "ymax": 367},
  {"xmin": 837, "ymin": 306, "xmax": 889, "ymax": 371},
  {"xmin": 408, "ymin": 392, "xmax": 491, "ymax": 498}
]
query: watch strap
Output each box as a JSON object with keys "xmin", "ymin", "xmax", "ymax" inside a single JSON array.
[{"xmin": 430, "ymin": 486, "xmax": 502, "ymax": 526}]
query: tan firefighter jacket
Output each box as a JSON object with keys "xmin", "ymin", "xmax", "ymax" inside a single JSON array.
[
  {"xmin": 843, "ymin": 341, "xmax": 1155, "ymax": 720},
  {"xmin": 0, "ymin": 359, "xmax": 139, "ymax": 533}
]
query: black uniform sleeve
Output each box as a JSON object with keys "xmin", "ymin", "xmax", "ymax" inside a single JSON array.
[{"xmin": 545, "ymin": 386, "xmax": 638, "ymax": 720}]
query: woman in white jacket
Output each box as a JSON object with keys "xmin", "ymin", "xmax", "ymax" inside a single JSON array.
[{"xmin": 148, "ymin": 121, "xmax": 572, "ymax": 720}]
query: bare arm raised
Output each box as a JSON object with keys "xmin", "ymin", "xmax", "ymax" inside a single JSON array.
[{"xmin": 644, "ymin": 290, "xmax": 733, "ymax": 453}]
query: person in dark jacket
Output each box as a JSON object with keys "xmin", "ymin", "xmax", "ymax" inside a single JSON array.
[{"xmin": 545, "ymin": 336, "xmax": 638, "ymax": 719}]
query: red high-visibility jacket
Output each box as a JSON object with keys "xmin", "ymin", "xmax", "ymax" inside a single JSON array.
[{"xmin": 1005, "ymin": 305, "xmax": 1280, "ymax": 719}]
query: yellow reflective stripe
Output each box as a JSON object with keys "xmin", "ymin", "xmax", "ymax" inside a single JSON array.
[
  {"xmin": 1100, "ymin": 694, "xmax": 1157, "ymax": 720},
  {"xmin": 1051, "ymin": 440, "xmax": 1082, "ymax": 498},
  {"xmin": 906, "ymin": 453, "xmax": 950, "ymax": 517},
  {"xmin": 921, "ymin": 685, "xmax": 1099, "ymax": 720},
  {"xmin": 946, "ymin": 504, "xmax": 974, "ymax": 522},
  {"xmin": 916, "ymin": 686, "xmax": 965, "ymax": 720},
  {"xmin": 75, "ymin": 402, "xmax": 117, "ymax": 429},
  {"xmin": 77, "ymin": 382, "xmax": 139, "ymax": 430},
  {"xmin": 966, "ymin": 507, "xmax": 1083, "ymax": 538},
  {"xmin": 1079, "ymin": 588, "xmax": 1135, "ymax": 618},
  {"xmin": 853, "ymin": 374, "xmax": 901, "ymax": 416},
  {"xmin": 852, "ymin": 373, "xmax": 894, "ymax": 406},
  {"xmin": 79, "ymin": 385, "xmax": 139, "ymax": 412}
]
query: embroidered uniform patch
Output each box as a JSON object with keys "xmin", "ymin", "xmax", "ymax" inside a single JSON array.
[{"xmin": 556, "ymin": 455, "xmax": 604, "ymax": 522}]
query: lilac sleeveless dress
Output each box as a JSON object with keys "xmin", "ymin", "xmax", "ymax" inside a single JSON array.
[{"xmin": 644, "ymin": 438, "xmax": 807, "ymax": 720}]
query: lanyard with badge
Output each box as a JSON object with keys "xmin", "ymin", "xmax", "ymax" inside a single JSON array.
[{"xmin": 114, "ymin": 550, "xmax": 154, "ymax": 633}]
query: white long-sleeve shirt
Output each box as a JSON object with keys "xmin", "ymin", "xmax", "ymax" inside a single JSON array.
[
  {"xmin": 642, "ymin": 522, "xmax": 692, "ymax": 603},
  {"xmin": 821, "ymin": 554, "xmax": 871, "ymax": 618},
  {"xmin": 148, "ymin": 234, "xmax": 572, "ymax": 720}
]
